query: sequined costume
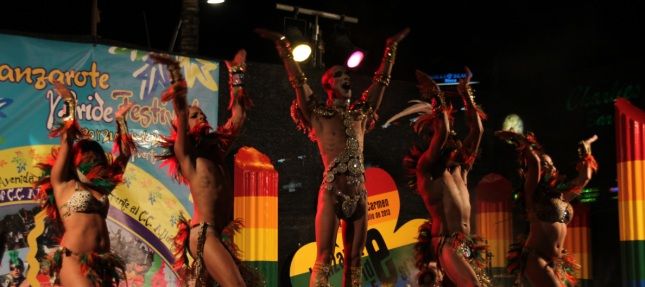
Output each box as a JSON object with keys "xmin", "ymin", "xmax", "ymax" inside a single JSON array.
[
  {"xmin": 314, "ymin": 104, "xmax": 373, "ymax": 219},
  {"xmin": 505, "ymin": 175, "xmax": 582, "ymax": 287},
  {"xmin": 60, "ymin": 182, "xmax": 109, "ymax": 219},
  {"xmin": 47, "ymin": 247, "xmax": 126, "ymax": 287},
  {"xmin": 531, "ymin": 181, "xmax": 574, "ymax": 224},
  {"xmin": 414, "ymin": 221, "xmax": 442, "ymax": 287},
  {"xmin": 498, "ymin": 132, "xmax": 597, "ymax": 287},
  {"xmin": 293, "ymin": 99, "xmax": 375, "ymax": 219},
  {"xmin": 414, "ymin": 221, "xmax": 491, "ymax": 287},
  {"xmin": 153, "ymin": 52, "xmax": 256, "ymax": 286},
  {"xmin": 34, "ymin": 112, "xmax": 135, "ymax": 286},
  {"xmin": 172, "ymin": 216, "xmax": 262, "ymax": 286},
  {"xmin": 434, "ymin": 232, "xmax": 491, "ymax": 287}
]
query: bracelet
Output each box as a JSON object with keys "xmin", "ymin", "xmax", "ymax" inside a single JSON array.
[
  {"xmin": 168, "ymin": 64, "xmax": 183, "ymax": 84},
  {"xmin": 117, "ymin": 116, "xmax": 128, "ymax": 131},
  {"xmin": 277, "ymin": 40, "xmax": 294, "ymax": 60},
  {"xmin": 436, "ymin": 91, "xmax": 447, "ymax": 108},
  {"xmin": 465, "ymin": 86, "xmax": 476, "ymax": 105},
  {"xmin": 229, "ymin": 72, "xmax": 245, "ymax": 87},
  {"xmin": 62, "ymin": 99, "xmax": 76, "ymax": 122},
  {"xmin": 373, "ymin": 73, "xmax": 391, "ymax": 87},
  {"xmin": 289, "ymin": 73, "xmax": 308, "ymax": 88},
  {"xmin": 229, "ymin": 63, "xmax": 246, "ymax": 74},
  {"xmin": 384, "ymin": 44, "xmax": 398, "ymax": 64},
  {"xmin": 577, "ymin": 141, "xmax": 591, "ymax": 158}
]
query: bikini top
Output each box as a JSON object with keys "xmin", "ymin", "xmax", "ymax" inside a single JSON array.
[
  {"xmin": 60, "ymin": 182, "xmax": 109, "ymax": 220},
  {"xmin": 531, "ymin": 181, "xmax": 573, "ymax": 224}
]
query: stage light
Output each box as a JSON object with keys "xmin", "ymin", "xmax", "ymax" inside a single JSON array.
[
  {"xmin": 328, "ymin": 26, "xmax": 365, "ymax": 69},
  {"xmin": 284, "ymin": 19, "xmax": 312, "ymax": 62},
  {"xmin": 346, "ymin": 50, "xmax": 365, "ymax": 69}
]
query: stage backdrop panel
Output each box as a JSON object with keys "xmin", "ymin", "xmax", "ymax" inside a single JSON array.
[
  {"xmin": 0, "ymin": 33, "xmax": 220, "ymax": 285},
  {"xmin": 288, "ymin": 167, "xmax": 425, "ymax": 286}
]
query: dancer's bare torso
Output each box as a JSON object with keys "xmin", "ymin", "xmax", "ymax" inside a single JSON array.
[
  {"xmin": 187, "ymin": 156, "xmax": 233, "ymax": 233},
  {"xmin": 313, "ymin": 113, "xmax": 367, "ymax": 170},
  {"xmin": 56, "ymin": 180, "xmax": 110, "ymax": 253},
  {"xmin": 418, "ymin": 166, "xmax": 472, "ymax": 237}
]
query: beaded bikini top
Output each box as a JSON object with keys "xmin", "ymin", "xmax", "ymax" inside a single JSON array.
[
  {"xmin": 532, "ymin": 181, "xmax": 573, "ymax": 224},
  {"xmin": 60, "ymin": 182, "xmax": 109, "ymax": 219}
]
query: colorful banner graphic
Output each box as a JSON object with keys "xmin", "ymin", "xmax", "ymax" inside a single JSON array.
[
  {"xmin": 615, "ymin": 98, "xmax": 645, "ymax": 287},
  {"xmin": 234, "ymin": 147, "xmax": 279, "ymax": 286},
  {"xmin": 289, "ymin": 167, "xmax": 425, "ymax": 286},
  {"xmin": 0, "ymin": 33, "xmax": 221, "ymax": 286}
]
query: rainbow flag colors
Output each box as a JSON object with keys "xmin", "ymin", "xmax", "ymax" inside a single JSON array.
[
  {"xmin": 616, "ymin": 98, "xmax": 645, "ymax": 287},
  {"xmin": 565, "ymin": 203, "xmax": 592, "ymax": 286},
  {"xmin": 233, "ymin": 147, "xmax": 279, "ymax": 286}
]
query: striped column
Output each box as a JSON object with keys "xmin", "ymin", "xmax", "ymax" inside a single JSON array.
[
  {"xmin": 564, "ymin": 202, "xmax": 592, "ymax": 286},
  {"xmin": 475, "ymin": 173, "xmax": 514, "ymax": 286},
  {"xmin": 233, "ymin": 147, "xmax": 279, "ymax": 286},
  {"xmin": 615, "ymin": 98, "xmax": 645, "ymax": 287}
]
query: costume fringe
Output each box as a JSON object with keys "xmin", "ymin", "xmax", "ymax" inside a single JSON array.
[
  {"xmin": 48, "ymin": 247, "xmax": 126, "ymax": 287},
  {"xmin": 157, "ymin": 122, "xmax": 232, "ymax": 184},
  {"xmin": 36, "ymin": 117, "xmax": 134, "ymax": 224},
  {"xmin": 220, "ymin": 219, "xmax": 264, "ymax": 287},
  {"xmin": 414, "ymin": 220, "xmax": 442, "ymax": 286},
  {"xmin": 403, "ymin": 146, "xmax": 423, "ymax": 191},
  {"xmin": 172, "ymin": 215, "xmax": 192, "ymax": 286},
  {"xmin": 506, "ymin": 239, "xmax": 525, "ymax": 276},
  {"xmin": 35, "ymin": 150, "xmax": 60, "ymax": 222},
  {"xmin": 555, "ymin": 251, "xmax": 581, "ymax": 287},
  {"xmin": 170, "ymin": 218, "xmax": 265, "ymax": 287}
]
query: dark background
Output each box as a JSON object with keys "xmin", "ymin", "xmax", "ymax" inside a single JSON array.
[{"xmin": 2, "ymin": 0, "xmax": 644, "ymax": 286}]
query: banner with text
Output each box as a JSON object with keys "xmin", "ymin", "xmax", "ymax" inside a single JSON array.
[{"xmin": 0, "ymin": 33, "xmax": 221, "ymax": 285}]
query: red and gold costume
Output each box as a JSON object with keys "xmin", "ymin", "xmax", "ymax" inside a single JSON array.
[{"xmin": 35, "ymin": 95, "xmax": 135, "ymax": 286}]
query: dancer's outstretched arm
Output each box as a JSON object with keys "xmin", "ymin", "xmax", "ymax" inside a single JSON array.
[
  {"xmin": 416, "ymin": 70, "xmax": 450, "ymax": 174},
  {"xmin": 458, "ymin": 67, "xmax": 484, "ymax": 180},
  {"xmin": 256, "ymin": 28, "xmax": 315, "ymax": 122},
  {"xmin": 150, "ymin": 54, "xmax": 193, "ymax": 178},
  {"xmin": 563, "ymin": 135, "xmax": 598, "ymax": 202},
  {"xmin": 50, "ymin": 82, "xmax": 77, "ymax": 188},
  {"xmin": 361, "ymin": 28, "xmax": 409, "ymax": 112},
  {"xmin": 218, "ymin": 49, "xmax": 250, "ymax": 152}
]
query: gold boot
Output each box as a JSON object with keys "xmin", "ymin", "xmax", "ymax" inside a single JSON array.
[
  {"xmin": 350, "ymin": 266, "xmax": 362, "ymax": 287},
  {"xmin": 312, "ymin": 262, "xmax": 331, "ymax": 287}
]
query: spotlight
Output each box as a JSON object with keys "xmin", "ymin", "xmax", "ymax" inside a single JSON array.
[
  {"xmin": 346, "ymin": 48, "xmax": 365, "ymax": 69},
  {"xmin": 329, "ymin": 26, "xmax": 365, "ymax": 69},
  {"xmin": 284, "ymin": 18, "xmax": 312, "ymax": 62}
]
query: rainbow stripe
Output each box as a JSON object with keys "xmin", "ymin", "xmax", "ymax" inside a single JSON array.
[
  {"xmin": 616, "ymin": 99, "xmax": 645, "ymax": 286},
  {"xmin": 565, "ymin": 203, "xmax": 592, "ymax": 285},
  {"xmin": 233, "ymin": 147, "xmax": 279, "ymax": 286}
]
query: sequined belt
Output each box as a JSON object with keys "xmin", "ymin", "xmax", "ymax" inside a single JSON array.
[{"xmin": 324, "ymin": 152, "xmax": 366, "ymax": 218}]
